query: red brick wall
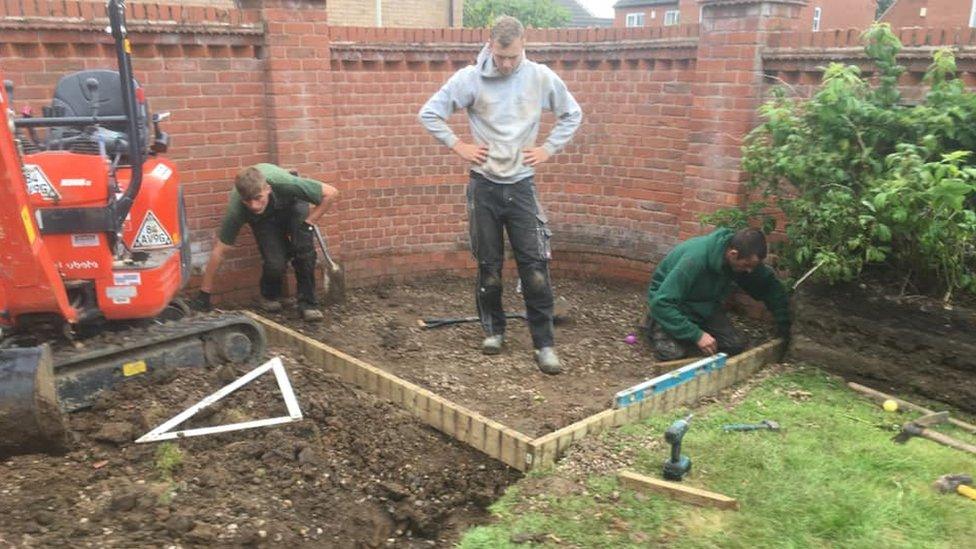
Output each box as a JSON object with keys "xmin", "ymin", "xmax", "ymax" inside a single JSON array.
[
  {"xmin": 5, "ymin": 0, "xmax": 973, "ymax": 303},
  {"xmin": 881, "ymin": 0, "xmax": 975, "ymax": 29},
  {"xmin": 326, "ymin": 25, "xmax": 701, "ymax": 281}
]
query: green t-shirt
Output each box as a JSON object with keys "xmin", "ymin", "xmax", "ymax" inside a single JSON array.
[{"xmin": 217, "ymin": 164, "xmax": 324, "ymax": 245}]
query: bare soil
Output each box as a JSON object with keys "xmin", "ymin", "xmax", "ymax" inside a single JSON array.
[
  {"xmin": 793, "ymin": 281, "xmax": 976, "ymax": 413},
  {"xmin": 0, "ymin": 349, "xmax": 517, "ymax": 548},
  {"xmin": 266, "ymin": 276, "xmax": 773, "ymax": 437}
]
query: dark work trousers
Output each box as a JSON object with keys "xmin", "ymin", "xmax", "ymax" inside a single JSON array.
[
  {"xmin": 645, "ymin": 309, "xmax": 746, "ymax": 361},
  {"xmin": 250, "ymin": 199, "xmax": 317, "ymax": 309},
  {"xmin": 467, "ymin": 172, "xmax": 555, "ymax": 350}
]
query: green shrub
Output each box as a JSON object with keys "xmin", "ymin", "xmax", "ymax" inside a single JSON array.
[{"xmin": 704, "ymin": 24, "xmax": 976, "ymax": 303}]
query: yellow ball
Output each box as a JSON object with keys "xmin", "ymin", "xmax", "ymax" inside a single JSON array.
[{"xmin": 883, "ymin": 399, "xmax": 899, "ymax": 413}]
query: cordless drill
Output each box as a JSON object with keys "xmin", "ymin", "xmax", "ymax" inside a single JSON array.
[{"xmin": 663, "ymin": 413, "xmax": 693, "ymax": 481}]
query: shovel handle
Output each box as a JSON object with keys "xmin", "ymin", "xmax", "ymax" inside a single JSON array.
[
  {"xmin": 311, "ymin": 225, "xmax": 340, "ymax": 271},
  {"xmin": 921, "ymin": 428, "xmax": 976, "ymax": 456},
  {"xmin": 848, "ymin": 382, "xmax": 976, "ymax": 434}
]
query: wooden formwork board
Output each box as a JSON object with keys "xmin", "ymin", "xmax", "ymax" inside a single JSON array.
[
  {"xmin": 249, "ymin": 313, "xmax": 536, "ymax": 471},
  {"xmin": 249, "ymin": 311, "xmax": 782, "ymax": 473},
  {"xmin": 527, "ymin": 340, "xmax": 783, "ymax": 469}
]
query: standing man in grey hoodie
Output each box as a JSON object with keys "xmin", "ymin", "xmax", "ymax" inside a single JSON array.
[{"xmin": 418, "ymin": 15, "xmax": 582, "ymax": 374}]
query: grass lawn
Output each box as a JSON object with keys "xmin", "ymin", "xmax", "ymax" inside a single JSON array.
[{"xmin": 460, "ymin": 364, "xmax": 976, "ymax": 548}]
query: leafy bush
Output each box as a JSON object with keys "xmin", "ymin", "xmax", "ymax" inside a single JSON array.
[
  {"xmin": 463, "ymin": 0, "xmax": 570, "ymax": 28},
  {"xmin": 703, "ymin": 24, "xmax": 976, "ymax": 303}
]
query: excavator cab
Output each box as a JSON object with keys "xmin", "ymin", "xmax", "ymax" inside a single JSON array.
[{"xmin": 0, "ymin": 0, "xmax": 264, "ymax": 458}]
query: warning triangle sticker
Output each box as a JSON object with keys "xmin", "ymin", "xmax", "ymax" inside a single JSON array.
[
  {"xmin": 133, "ymin": 210, "xmax": 174, "ymax": 249},
  {"xmin": 136, "ymin": 357, "xmax": 303, "ymax": 443},
  {"xmin": 23, "ymin": 164, "xmax": 61, "ymax": 201}
]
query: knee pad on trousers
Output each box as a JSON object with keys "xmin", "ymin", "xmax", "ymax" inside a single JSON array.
[
  {"xmin": 292, "ymin": 248, "xmax": 316, "ymax": 266},
  {"xmin": 478, "ymin": 264, "xmax": 503, "ymax": 291},
  {"xmin": 262, "ymin": 257, "xmax": 288, "ymax": 277},
  {"xmin": 521, "ymin": 263, "xmax": 550, "ymax": 295}
]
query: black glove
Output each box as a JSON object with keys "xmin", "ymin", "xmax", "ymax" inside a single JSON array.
[{"xmin": 190, "ymin": 290, "xmax": 212, "ymax": 312}]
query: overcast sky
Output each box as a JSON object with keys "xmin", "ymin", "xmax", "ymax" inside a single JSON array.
[{"xmin": 577, "ymin": 0, "xmax": 615, "ymax": 19}]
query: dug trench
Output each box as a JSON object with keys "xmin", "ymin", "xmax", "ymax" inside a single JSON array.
[
  {"xmin": 793, "ymin": 281, "xmax": 976, "ymax": 414},
  {"xmin": 0, "ymin": 349, "xmax": 517, "ymax": 547}
]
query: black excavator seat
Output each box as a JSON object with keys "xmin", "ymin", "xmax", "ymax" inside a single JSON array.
[{"xmin": 45, "ymin": 69, "xmax": 150, "ymax": 155}]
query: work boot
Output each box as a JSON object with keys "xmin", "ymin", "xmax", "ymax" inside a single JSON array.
[
  {"xmin": 301, "ymin": 307, "xmax": 324, "ymax": 322},
  {"xmin": 481, "ymin": 335, "xmax": 504, "ymax": 355},
  {"xmin": 259, "ymin": 298, "xmax": 283, "ymax": 313},
  {"xmin": 535, "ymin": 347, "xmax": 562, "ymax": 375}
]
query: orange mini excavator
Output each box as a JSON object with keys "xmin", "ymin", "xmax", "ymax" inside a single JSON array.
[{"xmin": 0, "ymin": 0, "xmax": 265, "ymax": 457}]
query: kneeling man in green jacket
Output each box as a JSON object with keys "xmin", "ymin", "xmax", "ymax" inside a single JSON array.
[{"xmin": 646, "ymin": 228, "xmax": 791, "ymax": 360}]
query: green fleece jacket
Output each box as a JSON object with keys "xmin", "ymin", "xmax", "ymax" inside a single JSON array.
[{"xmin": 647, "ymin": 228, "xmax": 791, "ymax": 342}]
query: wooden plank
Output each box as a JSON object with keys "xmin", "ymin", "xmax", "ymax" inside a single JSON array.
[
  {"xmin": 617, "ymin": 470, "xmax": 739, "ymax": 510},
  {"xmin": 467, "ymin": 419, "xmax": 486, "ymax": 454},
  {"xmin": 500, "ymin": 427, "xmax": 517, "ymax": 466},
  {"xmin": 247, "ymin": 313, "xmax": 535, "ymax": 471},
  {"xmin": 483, "ymin": 424, "xmax": 502, "ymax": 460},
  {"xmin": 847, "ymin": 382, "xmax": 976, "ymax": 434},
  {"xmin": 653, "ymin": 357, "xmax": 700, "ymax": 369},
  {"xmin": 442, "ymin": 403, "xmax": 457, "ymax": 436},
  {"xmin": 251, "ymin": 312, "xmax": 780, "ymax": 473}
]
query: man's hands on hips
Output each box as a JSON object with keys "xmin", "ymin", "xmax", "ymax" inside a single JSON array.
[
  {"xmin": 452, "ymin": 141, "xmax": 488, "ymax": 164},
  {"xmin": 523, "ymin": 146, "xmax": 551, "ymax": 167},
  {"xmin": 697, "ymin": 332, "xmax": 718, "ymax": 355}
]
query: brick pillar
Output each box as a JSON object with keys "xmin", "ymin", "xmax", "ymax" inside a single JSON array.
[
  {"xmin": 678, "ymin": 0, "xmax": 805, "ymax": 238},
  {"xmin": 255, "ymin": 0, "xmax": 337, "ymax": 184}
]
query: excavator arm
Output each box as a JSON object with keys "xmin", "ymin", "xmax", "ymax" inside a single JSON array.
[
  {"xmin": 0, "ymin": 80, "xmax": 77, "ymax": 326},
  {"xmin": 0, "ymin": 80, "xmax": 73, "ymax": 457}
]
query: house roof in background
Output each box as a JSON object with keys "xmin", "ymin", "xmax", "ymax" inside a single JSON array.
[
  {"xmin": 554, "ymin": 0, "xmax": 614, "ymax": 27},
  {"xmin": 613, "ymin": 0, "xmax": 679, "ymax": 9}
]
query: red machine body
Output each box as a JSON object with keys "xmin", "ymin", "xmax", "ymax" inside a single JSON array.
[
  {"xmin": 18, "ymin": 151, "xmax": 185, "ymax": 322},
  {"xmin": 1, "ymin": 0, "xmax": 267, "ymax": 460},
  {"xmin": 0, "ymin": 86, "xmax": 77, "ymax": 325}
]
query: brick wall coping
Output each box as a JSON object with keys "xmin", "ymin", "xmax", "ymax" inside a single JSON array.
[
  {"xmin": 764, "ymin": 45, "xmax": 976, "ymax": 62},
  {"xmin": 769, "ymin": 26, "xmax": 976, "ymax": 49},
  {"xmin": 0, "ymin": 16, "xmax": 262, "ymax": 35},
  {"xmin": 330, "ymin": 38, "xmax": 700, "ymax": 55},
  {"xmin": 0, "ymin": 1, "xmax": 260, "ymax": 25},
  {"xmin": 326, "ymin": 23, "xmax": 700, "ymax": 45}
]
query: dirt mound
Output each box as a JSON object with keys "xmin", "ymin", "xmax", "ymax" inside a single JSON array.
[{"xmin": 0, "ymin": 350, "xmax": 517, "ymax": 547}]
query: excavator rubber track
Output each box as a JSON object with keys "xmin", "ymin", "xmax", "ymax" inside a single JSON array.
[{"xmin": 52, "ymin": 312, "xmax": 267, "ymax": 412}]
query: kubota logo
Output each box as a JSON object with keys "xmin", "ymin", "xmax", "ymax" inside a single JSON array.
[{"xmin": 59, "ymin": 260, "xmax": 100, "ymax": 270}]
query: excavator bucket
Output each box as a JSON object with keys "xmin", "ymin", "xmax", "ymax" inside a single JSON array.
[{"xmin": 0, "ymin": 345, "xmax": 68, "ymax": 458}]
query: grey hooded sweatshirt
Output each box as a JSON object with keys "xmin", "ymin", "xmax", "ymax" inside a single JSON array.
[{"xmin": 418, "ymin": 44, "xmax": 583, "ymax": 184}]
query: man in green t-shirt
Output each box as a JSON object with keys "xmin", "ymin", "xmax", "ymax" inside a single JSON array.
[
  {"xmin": 645, "ymin": 228, "xmax": 791, "ymax": 360},
  {"xmin": 192, "ymin": 164, "xmax": 339, "ymax": 321}
]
